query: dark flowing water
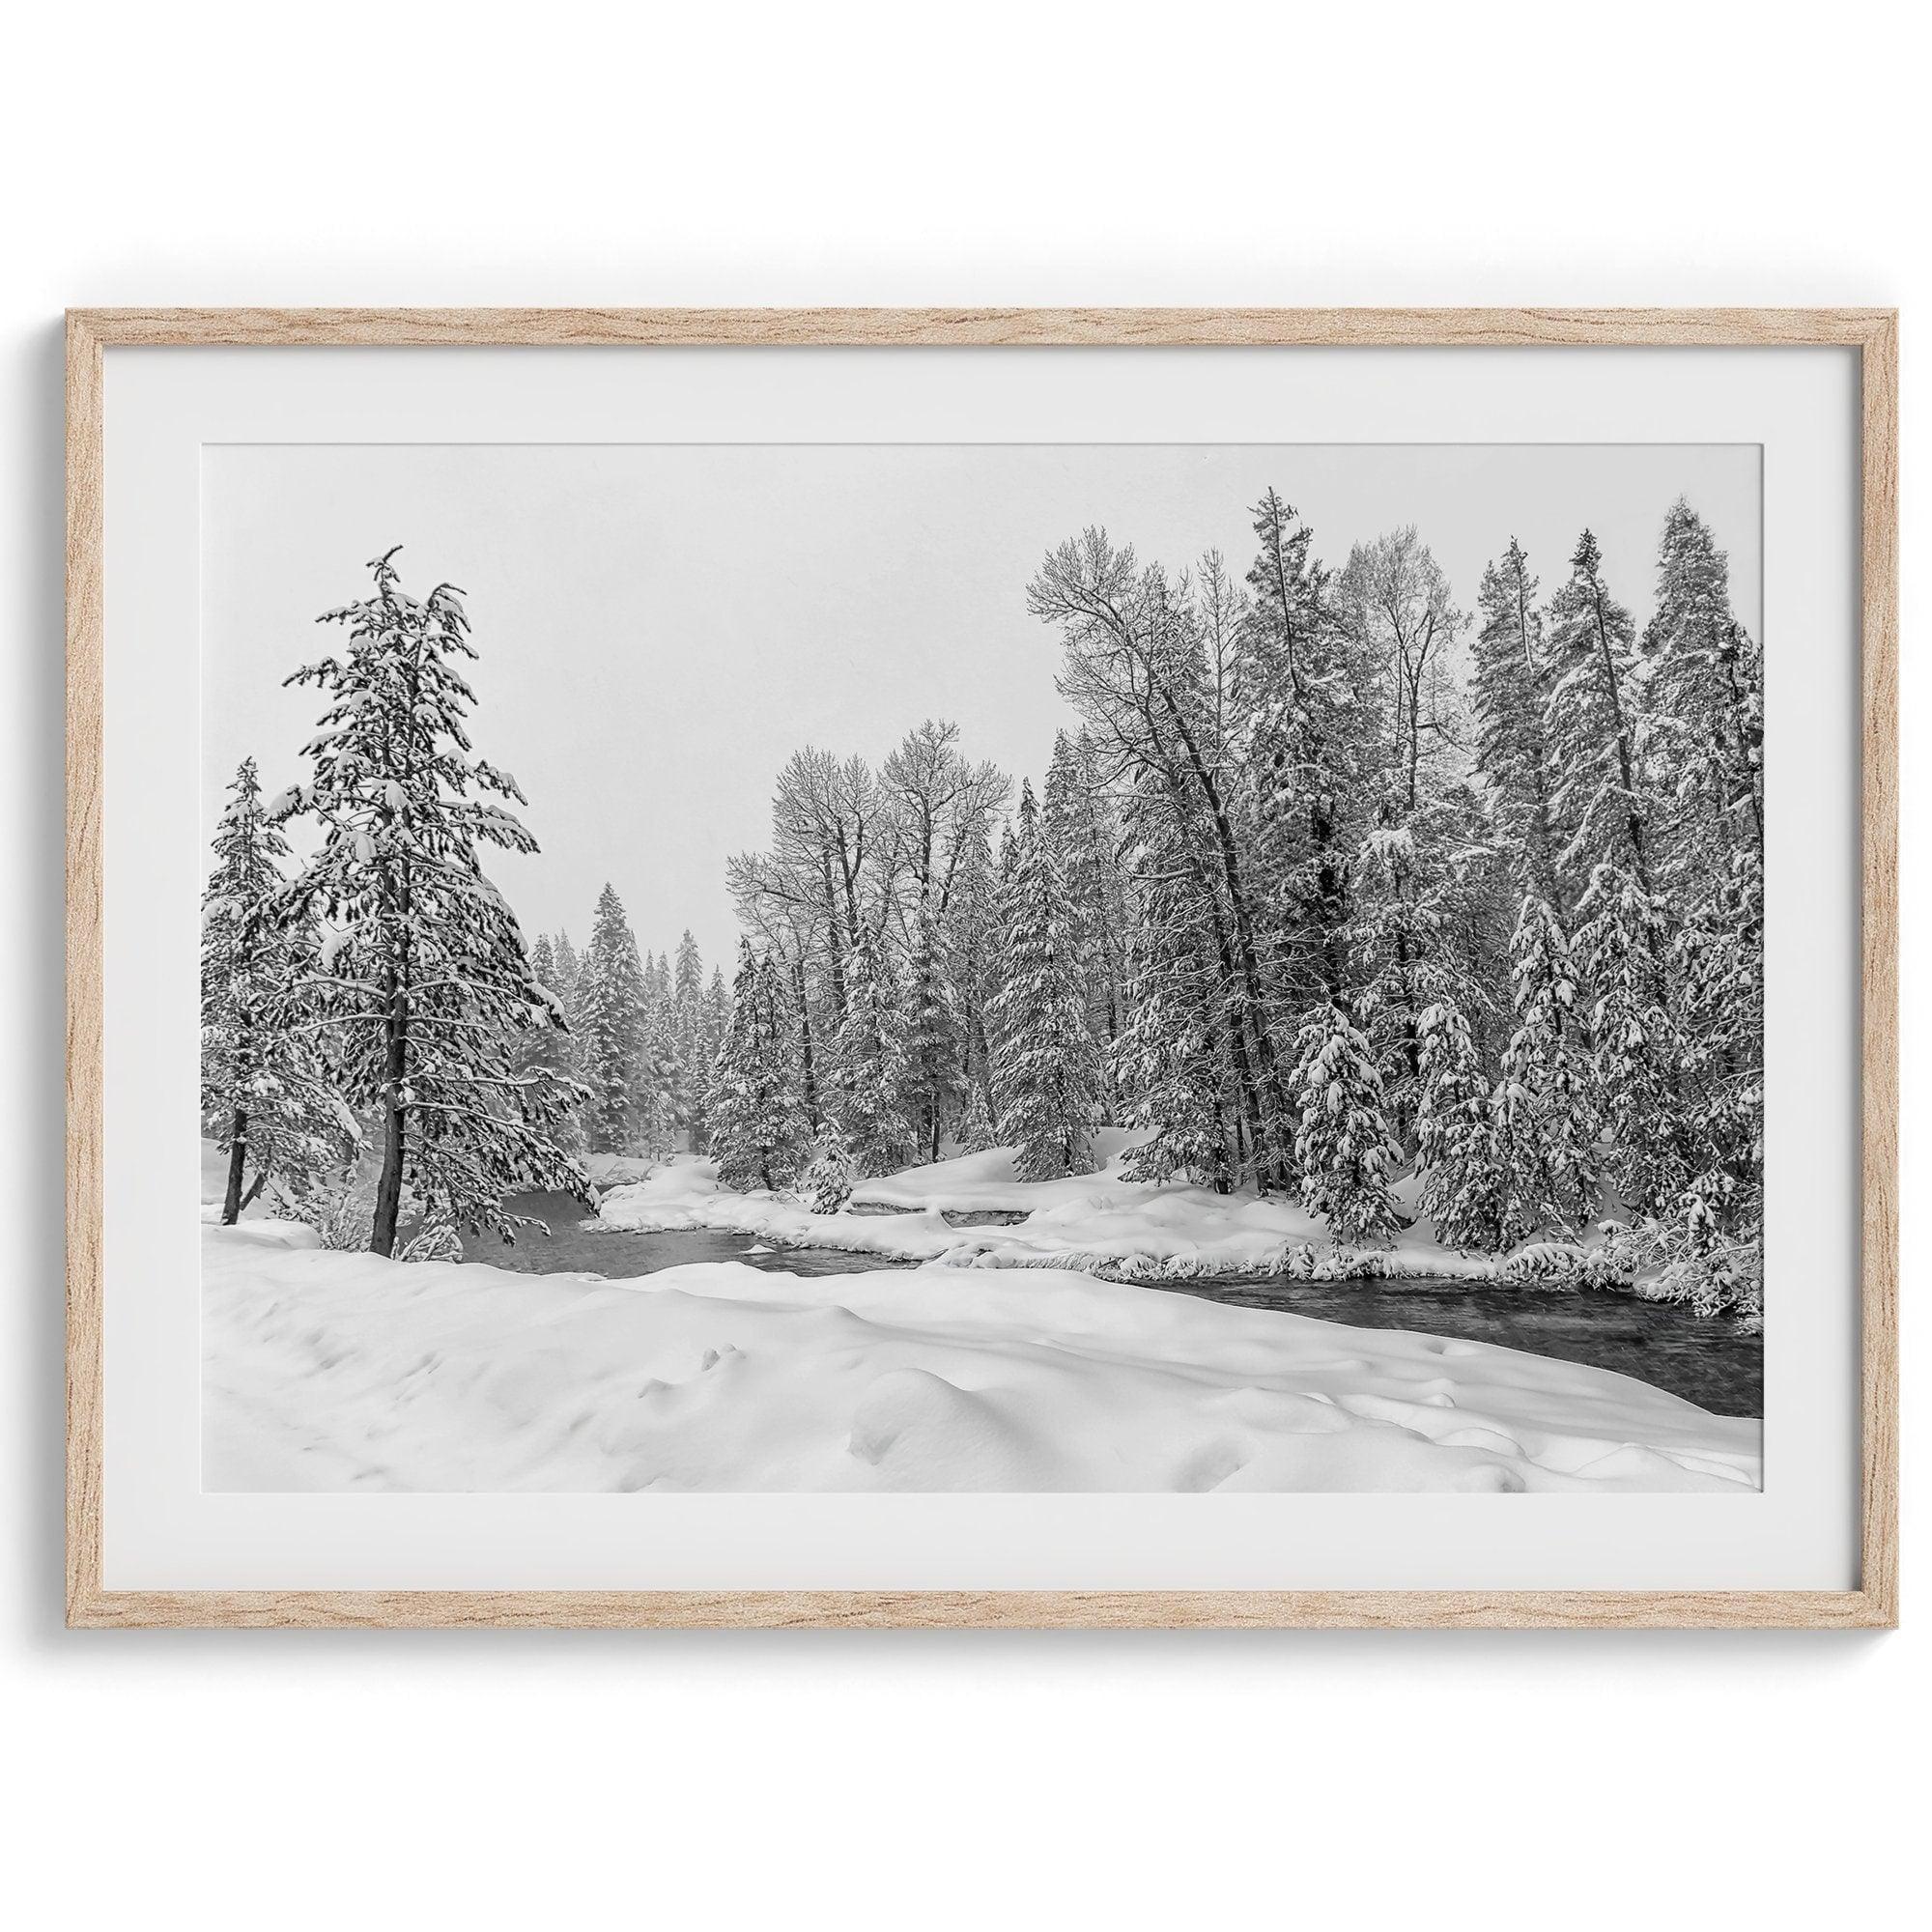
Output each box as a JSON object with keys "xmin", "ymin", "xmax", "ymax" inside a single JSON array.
[
  {"xmin": 1144, "ymin": 1274, "xmax": 1760, "ymax": 1417},
  {"xmin": 465, "ymin": 1192, "xmax": 1762, "ymax": 1418},
  {"xmin": 463, "ymin": 1192, "xmax": 914, "ymax": 1281}
]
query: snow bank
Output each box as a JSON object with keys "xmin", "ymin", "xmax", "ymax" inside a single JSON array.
[
  {"xmin": 203, "ymin": 1224, "xmax": 1760, "ymax": 1493},
  {"xmin": 583, "ymin": 1151, "xmax": 660, "ymax": 1190},
  {"xmin": 851, "ymin": 1129, "xmax": 1147, "ymax": 1213},
  {"xmin": 591, "ymin": 1157, "xmax": 958, "ymax": 1258},
  {"xmin": 596, "ymin": 1142, "xmax": 1507, "ymax": 1283}
]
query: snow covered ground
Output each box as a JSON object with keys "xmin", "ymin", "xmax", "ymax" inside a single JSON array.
[
  {"xmin": 593, "ymin": 1133, "xmax": 1510, "ymax": 1281},
  {"xmin": 203, "ymin": 1222, "xmax": 1760, "ymax": 1493}
]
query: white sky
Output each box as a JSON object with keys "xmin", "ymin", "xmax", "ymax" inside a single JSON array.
[{"xmin": 203, "ymin": 443, "xmax": 1760, "ymax": 971}]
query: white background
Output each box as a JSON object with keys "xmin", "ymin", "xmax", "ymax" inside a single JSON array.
[{"xmin": 2, "ymin": 3, "xmax": 1920, "ymax": 1928}]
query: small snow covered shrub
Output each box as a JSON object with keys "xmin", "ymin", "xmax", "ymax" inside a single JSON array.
[
  {"xmin": 396, "ymin": 1216, "xmax": 466, "ymax": 1264},
  {"xmin": 1497, "ymin": 1241, "xmax": 1592, "ymax": 1290},
  {"xmin": 1561, "ymin": 1210, "xmax": 1763, "ymax": 1320},
  {"xmin": 1640, "ymin": 1239, "xmax": 1763, "ymax": 1321},
  {"xmin": 306, "ymin": 1171, "xmax": 468, "ymax": 1264},
  {"xmin": 310, "ymin": 1172, "xmax": 380, "ymax": 1251}
]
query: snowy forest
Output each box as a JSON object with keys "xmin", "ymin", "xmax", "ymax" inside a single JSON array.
[{"xmin": 203, "ymin": 489, "xmax": 1763, "ymax": 1321}]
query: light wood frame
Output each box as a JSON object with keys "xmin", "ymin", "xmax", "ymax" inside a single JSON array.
[{"xmin": 65, "ymin": 307, "xmax": 1899, "ymax": 1631}]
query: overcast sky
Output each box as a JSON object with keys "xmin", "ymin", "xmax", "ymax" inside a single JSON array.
[{"xmin": 203, "ymin": 442, "xmax": 1760, "ymax": 971}]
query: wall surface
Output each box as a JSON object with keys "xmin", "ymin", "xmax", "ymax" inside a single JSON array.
[{"xmin": 4, "ymin": 4, "xmax": 1919, "ymax": 1925}]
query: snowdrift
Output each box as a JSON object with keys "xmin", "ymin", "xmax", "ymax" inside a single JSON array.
[
  {"xmin": 594, "ymin": 1137, "xmax": 1508, "ymax": 1282},
  {"xmin": 203, "ymin": 1223, "xmax": 1760, "ymax": 1493}
]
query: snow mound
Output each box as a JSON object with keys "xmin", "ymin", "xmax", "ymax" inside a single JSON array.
[
  {"xmin": 596, "ymin": 1143, "xmax": 1502, "ymax": 1281},
  {"xmin": 202, "ymin": 1226, "xmax": 1760, "ymax": 1493},
  {"xmin": 850, "ymin": 1130, "xmax": 1145, "ymax": 1213}
]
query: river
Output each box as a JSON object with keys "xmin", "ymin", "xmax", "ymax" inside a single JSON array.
[{"xmin": 463, "ymin": 1191, "xmax": 1763, "ymax": 1418}]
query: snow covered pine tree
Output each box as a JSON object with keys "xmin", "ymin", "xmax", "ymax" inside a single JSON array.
[
  {"xmin": 799, "ymin": 1118, "xmax": 858, "ymax": 1213},
  {"xmin": 1290, "ymin": 1000, "xmax": 1402, "ymax": 1246},
  {"xmin": 833, "ymin": 923, "xmax": 917, "ymax": 1178},
  {"xmin": 576, "ymin": 884, "xmax": 651, "ymax": 1154},
  {"xmin": 706, "ymin": 940, "xmax": 807, "ymax": 1191},
  {"xmin": 273, "ymin": 549, "xmax": 586, "ymax": 1256},
  {"xmin": 201, "ymin": 757, "xmax": 358, "ymax": 1221},
  {"xmin": 987, "ymin": 780, "xmax": 1100, "ymax": 1180}
]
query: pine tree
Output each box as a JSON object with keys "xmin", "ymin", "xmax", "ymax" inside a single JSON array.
[
  {"xmin": 1345, "ymin": 783, "xmax": 1495, "ymax": 1141},
  {"xmin": 707, "ymin": 941, "xmax": 807, "ymax": 1191},
  {"xmin": 1412, "ymin": 1000, "xmax": 1506, "ymax": 1251},
  {"xmin": 947, "ymin": 817, "xmax": 1002, "ymax": 1119},
  {"xmin": 274, "ymin": 550, "xmax": 585, "ymax": 1253},
  {"xmin": 516, "ymin": 934, "xmax": 570, "ymax": 1071},
  {"xmin": 201, "ymin": 758, "xmax": 358, "ymax": 1220},
  {"xmin": 1640, "ymin": 501, "xmax": 1764, "ymax": 1270},
  {"xmin": 1290, "ymin": 1001, "xmax": 1402, "ymax": 1245},
  {"xmin": 1334, "ymin": 527, "xmax": 1479, "ymax": 1140},
  {"xmin": 798, "ymin": 1118, "xmax": 857, "ymax": 1214},
  {"xmin": 957, "ymin": 1079, "xmax": 998, "ymax": 1154},
  {"xmin": 1492, "ymin": 895, "xmax": 1600, "ymax": 1239},
  {"xmin": 834, "ymin": 924, "xmax": 916, "ymax": 1177},
  {"xmin": 1671, "ymin": 843, "xmax": 1763, "ymax": 1252},
  {"xmin": 1112, "ymin": 863, "xmax": 1233, "ymax": 1192},
  {"xmin": 902, "ymin": 893, "xmax": 962, "ymax": 1162},
  {"xmin": 1042, "ymin": 728, "xmax": 1124, "ymax": 1103},
  {"xmin": 575, "ymin": 884, "xmax": 650, "ymax": 1154},
  {"xmin": 1576, "ymin": 862, "xmax": 1690, "ymax": 1220},
  {"xmin": 876, "ymin": 718, "xmax": 1009, "ymax": 1157},
  {"xmin": 1237, "ymin": 489, "xmax": 1355, "ymax": 1004},
  {"xmin": 987, "ymin": 781, "xmax": 1100, "ymax": 1180},
  {"xmin": 551, "ymin": 929, "xmax": 581, "ymax": 1006},
  {"xmin": 550, "ymin": 929, "xmax": 583, "ymax": 1078},
  {"xmin": 703, "ymin": 965, "xmax": 731, "ymax": 1073},
  {"xmin": 509, "ymin": 932, "xmax": 583, "ymax": 1159},
  {"xmin": 670, "ymin": 928, "xmax": 707, "ymax": 1147},
  {"xmin": 1642, "ymin": 498, "xmax": 1763, "ymax": 861},
  {"xmin": 1545, "ymin": 529, "xmax": 1652, "ymax": 904},
  {"xmin": 1472, "ymin": 538, "xmax": 1561, "ymax": 899}
]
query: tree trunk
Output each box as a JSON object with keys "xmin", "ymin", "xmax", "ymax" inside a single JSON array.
[
  {"xmin": 371, "ymin": 1097, "xmax": 404, "ymax": 1256},
  {"xmin": 1150, "ymin": 696, "xmax": 1292, "ymax": 1187},
  {"xmin": 371, "ymin": 639, "xmax": 419, "ymax": 1259},
  {"xmin": 1589, "ymin": 588, "xmax": 1653, "ymax": 892},
  {"xmin": 371, "ymin": 978, "xmax": 408, "ymax": 1257},
  {"xmin": 221, "ymin": 1113, "xmax": 247, "ymax": 1225},
  {"xmin": 817, "ymin": 855, "xmax": 848, "ymax": 1021},
  {"xmin": 792, "ymin": 957, "xmax": 819, "ymax": 1127}
]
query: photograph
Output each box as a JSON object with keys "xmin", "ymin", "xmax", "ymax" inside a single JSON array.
[{"xmin": 197, "ymin": 440, "xmax": 1766, "ymax": 1496}]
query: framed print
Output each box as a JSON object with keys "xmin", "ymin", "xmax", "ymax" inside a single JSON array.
[{"xmin": 65, "ymin": 308, "xmax": 1897, "ymax": 1629}]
